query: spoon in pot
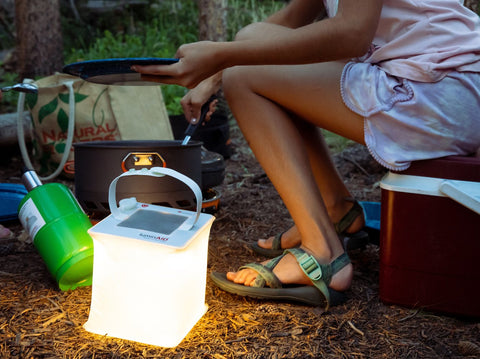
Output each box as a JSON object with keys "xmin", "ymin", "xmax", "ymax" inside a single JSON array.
[
  {"xmin": 182, "ymin": 95, "xmax": 217, "ymax": 146},
  {"xmin": 1, "ymin": 83, "xmax": 38, "ymax": 94}
]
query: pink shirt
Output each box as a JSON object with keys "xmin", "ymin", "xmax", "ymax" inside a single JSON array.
[{"xmin": 326, "ymin": 0, "xmax": 480, "ymax": 82}]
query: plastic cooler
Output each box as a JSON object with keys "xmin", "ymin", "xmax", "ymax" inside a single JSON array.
[{"xmin": 379, "ymin": 155, "xmax": 480, "ymax": 318}]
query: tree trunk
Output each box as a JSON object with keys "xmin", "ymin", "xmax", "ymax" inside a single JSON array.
[
  {"xmin": 197, "ymin": 0, "xmax": 230, "ymax": 120},
  {"xmin": 198, "ymin": 0, "xmax": 227, "ymax": 42},
  {"xmin": 15, "ymin": 0, "xmax": 64, "ymax": 79}
]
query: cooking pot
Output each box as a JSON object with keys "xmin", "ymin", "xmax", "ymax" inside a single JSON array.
[{"xmin": 74, "ymin": 140, "xmax": 202, "ymax": 214}]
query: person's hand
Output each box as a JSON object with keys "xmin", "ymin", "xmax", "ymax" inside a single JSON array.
[
  {"xmin": 132, "ymin": 41, "xmax": 224, "ymax": 89},
  {"xmin": 180, "ymin": 74, "xmax": 222, "ymax": 123},
  {"xmin": 181, "ymin": 91, "xmax": 218, "ymax": 125}
]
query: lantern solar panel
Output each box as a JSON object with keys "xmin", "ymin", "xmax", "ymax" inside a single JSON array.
[{"xmin": 117, "ymin": 209, "xmax": 188, "ymax": 235}]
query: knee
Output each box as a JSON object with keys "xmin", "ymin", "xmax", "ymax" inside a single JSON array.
[
  {"xmin": 234, "ymin": 22, "xmax": 267, "ymax": 41},
  {"xmin": 222, "ymin": 66, "xmax": 247, "ymax": 100}
]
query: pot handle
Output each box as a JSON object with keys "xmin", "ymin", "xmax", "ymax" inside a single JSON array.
[{"xmin": 108, "ymin": 167, "xmax": 202, "ymax": 231}]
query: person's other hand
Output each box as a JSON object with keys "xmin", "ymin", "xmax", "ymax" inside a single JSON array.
[{"xmin": 181, "ymin": 77, "xmax": 220, "ymax": 123}]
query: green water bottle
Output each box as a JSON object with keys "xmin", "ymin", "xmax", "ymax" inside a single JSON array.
[{"xmin": 18, "ymin": 169, "xmax": 94, "ymax": 291}]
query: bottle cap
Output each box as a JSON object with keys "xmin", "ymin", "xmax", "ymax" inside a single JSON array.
[{"xmin": 21, "ymin": 169, "xmax": 43, "ymax": 191}]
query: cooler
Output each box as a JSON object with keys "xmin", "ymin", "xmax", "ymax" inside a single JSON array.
[{"xmin": 379, "ymin": 155, "xmax": 480, "ymax": 317}]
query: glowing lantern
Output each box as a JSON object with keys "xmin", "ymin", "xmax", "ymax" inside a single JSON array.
[{"xmin": 84, "ymin": 168, "xmax": 214, "ymax": 347}]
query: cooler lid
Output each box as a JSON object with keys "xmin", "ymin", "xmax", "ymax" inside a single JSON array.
[
  {"xmin": 0, "ymin": 184, "xmax": 28, "ymax": 222},
  {"xmin": 440, "ymin": 180, "xmax": 480, "ymax": 215},
  {"xmin": 381, "ymin": 172, "xmax": 480, "ymax": 214}
]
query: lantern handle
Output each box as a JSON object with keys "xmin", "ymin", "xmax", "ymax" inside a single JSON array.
[{"xmin": 108, "ymin": 167, "xmax": 202, "ymax": 230}]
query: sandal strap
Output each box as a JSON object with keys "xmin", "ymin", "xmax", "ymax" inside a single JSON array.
[
  {"xmin": 239, "ymin": 255, "xmax": 284, "ymax": 289},
  {"xmin": 286, "ymin": 248, "xmax": 351, "ymax": 310},
  {"xmin": 271, "ymin": 231, "xmax": 285, "ymax": 251},
  {"xmin": 334, "ymin": 198, "xmax": 363, "ymax": 234}
]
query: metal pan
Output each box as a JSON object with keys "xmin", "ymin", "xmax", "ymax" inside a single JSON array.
[{"xmin": 62, "ymin": 57, "xmax": 179, "ymax": 85}]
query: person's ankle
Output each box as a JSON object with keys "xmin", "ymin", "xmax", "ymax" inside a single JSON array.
[
  {"xmin": 329, "ymin": 263, "xmax": 353, "ymax": 291},
  {"xmin": 333, "ymin": 198, "xmax": 365, "ymax": 234}
]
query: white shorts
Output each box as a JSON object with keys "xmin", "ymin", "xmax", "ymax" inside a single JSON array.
[{"xmin": 341, "ymin": 62, "xmax": 480, "ymax": 171}]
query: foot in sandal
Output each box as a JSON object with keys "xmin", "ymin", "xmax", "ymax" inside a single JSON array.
[
  {"xmin": 250, "ymin": 198, "xmax": 368, "ymax": 257},
  {"xmin": 211, "ymin": 247, "xmax": 353, "ymax": 309}
]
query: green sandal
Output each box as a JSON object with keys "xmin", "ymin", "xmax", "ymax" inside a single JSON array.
[
  {"xmin": 249, "ymin": 198, "xmax": 369, "ymax": 258},
  {"xmin": 210, "ymin": 248, "xmax": 351, "ymax": 310}
]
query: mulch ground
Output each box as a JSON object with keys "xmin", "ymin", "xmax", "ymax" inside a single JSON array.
[{"xmin": 1, "ymin": 122, "xmax": 479, "ymax": 359}]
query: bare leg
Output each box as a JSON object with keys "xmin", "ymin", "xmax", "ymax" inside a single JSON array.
[
  {"xmin": 222, "ymin": 60, "xmax": 364, "ymax": 291},
  {"xmin": 257, "ymin": 121, "xmax": 365, "ymax": 251},
  {"xmin": 231, "ymin": 22, "xmax": 365, "ymax": 254}
]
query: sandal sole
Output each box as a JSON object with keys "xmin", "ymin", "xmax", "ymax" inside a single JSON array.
[{"xmin": 210, "ymin": 272, "xmax": 346, "ymax": 307}]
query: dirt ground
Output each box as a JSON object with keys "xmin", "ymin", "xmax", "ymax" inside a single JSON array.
[{"xmin": 0, "ymin": 121, "xmax": 479, "ymax": 359}]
